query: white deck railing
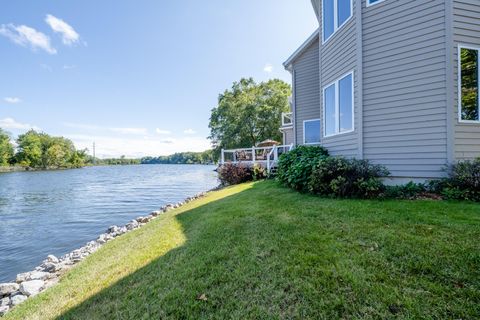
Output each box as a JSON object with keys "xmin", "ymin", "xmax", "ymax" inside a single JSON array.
[{"xmin": 220, "ymin": 144, "xmax": 294, "ymax": 172}]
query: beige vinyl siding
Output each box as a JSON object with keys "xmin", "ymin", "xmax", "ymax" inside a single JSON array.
[
  {"xmin": 362, "ymin": 0, "xmax": 448, "ymax": 178},
  {"xmin": 319, "ymin": 0, "xmax": 360, "ymax": 158},
  {"xmin": 453, "ymin": 0, "xmax": 480, "ymax": 160},
  {"xmin": 292, "ymin": 38, "xmax": 320, "ymax": 145}
]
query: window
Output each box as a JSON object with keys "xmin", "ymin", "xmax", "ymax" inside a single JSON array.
[
  {"xmin": 322, "ymin": 0, "xmax": 352, "ymax": 43},
  {"xmin": 459, "ymin": 46, "xmax": 480, "ymax": 122},
  {"xmin": 304, "ymin": 120, "xmax": 321, "ymax": 144},
  {"xmin": 323, "ymin": 72, "xmax": 354, "ymax": 137},
  {"xmin": 367, "ymin": 0, "xmax": 386, "ymax": 6}
]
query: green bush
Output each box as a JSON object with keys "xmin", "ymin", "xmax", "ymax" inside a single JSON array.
[
  {"xmin": 309, "ymin": 157, "xmax": 390, "ymax": 198},
  {"xmin": 384, "ymin": 182, "xmax": 427, "ymax": 200},
  {"xmin": 441, "ymin": 158, "xmax": 480, "ymax": 201},
  {"xmin": 276, "ymin": 146, "xmax": 329, "ymax": 192}
]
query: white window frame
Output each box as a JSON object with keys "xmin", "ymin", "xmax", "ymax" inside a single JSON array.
[
  {"xmin": 323, "ymin": 71, "xmax": 355, "ymax": 138},
  {"xmin": 458, "ymin": 45, "xmax": 480, "ymax": 124},
  {"xmin": 322, "ymin": 0, "xmax": 353, "ymax": 44},
  {"xmin": 366, "ymin": 0, "xmax": 386, "ymax": 7},
  {"xmin": 303, "ymin": 119, "xmax": 321, "ymax": 145}
]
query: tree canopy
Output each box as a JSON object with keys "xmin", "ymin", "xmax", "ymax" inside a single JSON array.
[
  {"xmin": 10, "ymin": 130, "xmax": 87, "ymax": 169},
  {"xmin": 208, "ymin": 78, "xmax": 291, "ymax": 154},
  {"xmin": 141, "ymin": 150, "xmax": 214, "ymax": 165},
  {"xmin": 0, "ymin": 129, "xmax": 14, "ymax": 166}
]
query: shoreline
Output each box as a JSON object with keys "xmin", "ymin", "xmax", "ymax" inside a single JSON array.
[{"xmin": 0, "ymin": 185, "xmax": 221, "ymax": 317}]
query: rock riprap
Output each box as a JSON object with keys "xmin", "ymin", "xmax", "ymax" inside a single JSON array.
[{"xmin": 0, "ymin": 189, "xmax": 213, "ymax": 317}]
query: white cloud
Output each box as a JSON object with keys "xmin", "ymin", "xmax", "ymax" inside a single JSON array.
[
  {"xmin": 63, "ymin": 122, "xmax": 148, "ymax": 135},
  {"xmin": 0, "ymin": 118, "xmax": 40, "ymax": 131},
  {"xmin": 4, "ymin": 97, "xmax": 21, "ymax": 104},
  {"xmin": 263, "ymin": 63, "xmax": 273, "ymax": 73},
  {"xmin": 66, "ymin": 134, "xmax": 211, "ymax": 158},
  {"xmin": 183, "ymin": 128, "xmax": 196, "ymax": 135},
  {"xmin": 109, "ymin": 127, "xmax": 148, "ymax": 135},
  {"xmin": 155, "ymin": 128, "xmax": 171, "ymax": 135},
  {"xmin": 45, "ymin": 14, "xmax": 80, "ymax": 46},
  {"xmin": 63, "ymin": 64, "xmax": 76, "ymax": 70},
  {"xmin": 0, "ymin": 24, "xmax": 56, "ymax": 54}
]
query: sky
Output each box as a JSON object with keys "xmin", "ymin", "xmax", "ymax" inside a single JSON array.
[{"xmin": 0, "ymin": 0, "xmax": 317, "ymax": 158}]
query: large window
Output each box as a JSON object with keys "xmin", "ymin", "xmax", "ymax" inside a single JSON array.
[
  {"xmin": 304, "ymin": 119, "xmax": 321, "ymax": 144},
  {"xmin": 322, "ymin": 0, "xmax": 352, "ymax": 43},
  {"xmin": 459, "ymin": 46, "xmax": 480, "ymax": 122},
  {"xmin": 367, "ymin": 0, "xmax": 386, "ymax": 6},
  {"xmin": 323, "ymin": 72, "xmax": 354, "ymax": 137}
]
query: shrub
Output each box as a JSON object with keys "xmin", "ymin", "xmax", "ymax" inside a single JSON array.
[
  {"xmin": 217, "ymin": 163, "xmax": 253, "ymax": 186},
  {"xmin": 309, "ymin": 157, "xmax": 390, "ymax": 198},
  {"xmin": 276, "ymin": 146, "xmax": 329, "ymax": 192},
  {"xmin": 384, "ymin": 182, "xmax": 427, "ymax": 200},
  {"xmin": 252, "ymin": 163, "xmax": 267, "ymax": 181},
  {"xmin": 441, "ymin": 158, "xmax": 480, "ymax": 201}
]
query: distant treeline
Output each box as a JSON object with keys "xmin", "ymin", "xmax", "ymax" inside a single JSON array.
[
  {"xmin": 141, "ymin": 150, "xmax": 215, "ymax": 165},
  {"xmin": 0, "ymin": 129, "xmax": 87, "ymax": 169},
  {"xmin": 88, "ymin": 156, "xmax": 141, "ymax": 166}
]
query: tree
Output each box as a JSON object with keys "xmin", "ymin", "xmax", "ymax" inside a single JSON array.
[
  {"xmin": 0, "ymin": 129, "xmax": 14, "ymax": 166},
  {"xmin": 15, "ymin": 130, "xmax": 43, "ymax": 167},
  {"xmin": 208, "ymin": 78, "xmax": 291, "ymax": 155}
]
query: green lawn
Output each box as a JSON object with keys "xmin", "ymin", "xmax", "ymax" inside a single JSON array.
[{"xmin": 5, "ymin": 181, "xmax": 480, "ymax": 319}]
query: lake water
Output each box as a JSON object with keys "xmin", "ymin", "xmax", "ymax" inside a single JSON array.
[{"xmin": 0, "ymin": 165, "xmax": 218, "ymax": 282}]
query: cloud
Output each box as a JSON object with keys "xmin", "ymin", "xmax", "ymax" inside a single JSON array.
[
  {"xmin": 263, "ymin": 63, "xmax": 273, "ymax": 73},
  {"xmin": 63, "ymin": 64, "xmax": 76, "ymax": 70},
  {"xmin": 109, "ymin": 127, "xmax": 148, "ymax": 135},
  {"xmin": 183, "ymin": 128, "xmax": 196, "ymax": 135},
  {"xmin": 4, "ymin": 97, "xmax": 21, "ymax": 104},
  {"xmin": 65, "ymin": 134, "xmax": 211, "ymax": 158},
  {"xmin": 0, "ymin": 118, "xmax": 40, "ymax": 131},
  {"xmin": 155, "ymin": 128, "xmax": 171, "ymax": 135},
  {"xmin": 0, "ymin": 24, "xmax": 56, "ymax": 54},
  {"xmin": 45, "ymin": 14, "xmax": 80, "ymax": 46}
]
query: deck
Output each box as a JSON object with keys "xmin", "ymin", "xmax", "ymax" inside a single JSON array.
[{"xmin": 220, "ymin": 144, "xmax": 294, "ymax": 172}]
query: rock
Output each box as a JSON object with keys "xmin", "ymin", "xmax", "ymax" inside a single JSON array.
[
  {"xmin": 107, "ymin": 225, "xmax": 120, "ymax": 234},
  {"xmin": 16, "ymin": 271, "xmax": 50, "ymax": 283},
  {"xmin": 0, "ymin": 305, "xmax": 9, "ymax": 316},
  {"xmin": 126, "ymin": 220, "xmax": 139, "ymax": 230},
  {"xmin": 118, "ymin": 226, "xmax": 128, "ymax": 235},
  {"xmin": 0, "ymin": 297, "xmax": 9, "ymax": 307},
  {"xmin": 151, "ymin": 210, "xmax": 162, "ymax": 217},
  {"xmin": 41, "ymin": 262, "xmax": 60, "ymax": 273},
  {"xmin": 46, "ymin": 255, "xmax": 59, "ymax": 264},
  {"xmin": 20, "ymin": 280, "xmax": 44, "ymax": 296},
  {"xmin": 10, "ymin": 294, "xmax": 27, "ymax": 306},
  {"xmin": 136, "ymin": 216, "xmax": 151, "ymax": 224},
  {"xmin": 0, "ymin": 283, "xmax": 19, "ymax": 296}
]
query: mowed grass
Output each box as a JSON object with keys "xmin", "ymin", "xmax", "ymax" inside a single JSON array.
[{"xmin": 4, "ymin": 181, "xmax": 480, "ymax": 319}]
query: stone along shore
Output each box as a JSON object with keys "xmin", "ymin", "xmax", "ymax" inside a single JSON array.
[{"xmin": 0, "ymin": 191, "xmax": 211, "ymax": 317}]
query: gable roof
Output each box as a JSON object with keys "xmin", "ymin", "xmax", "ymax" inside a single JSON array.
[{"xmin": 283, "ymin": 29, "xmax": 319, "ymax": 71}]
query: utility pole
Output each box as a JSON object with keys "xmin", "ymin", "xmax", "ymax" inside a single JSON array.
[{"xmin": 93, "ymin": 142, "xmax": 96, "ymax": 165}]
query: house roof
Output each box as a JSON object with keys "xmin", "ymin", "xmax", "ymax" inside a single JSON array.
[
  {"xmin": 283, "ymin": 29, "xmax": 319, "ymax": 71},
  {"xmin": 311, "ymin": 0, "xmax": 320, "ymax": 19}
]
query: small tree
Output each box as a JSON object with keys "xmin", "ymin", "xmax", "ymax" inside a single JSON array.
[{"xmin": 0, "ymin": 128, "xmax": 14, "ymax": 166}]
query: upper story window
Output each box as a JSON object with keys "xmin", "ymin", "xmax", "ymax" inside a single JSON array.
[
  {"xmin": 322, "ymin": 0, "xmax": 352, "ymax": 43},
  {"xmin": 324, "ymin": 72, "xmax": 354, "ymax": 137},
  {"xmin": 304, "ymin": 119, "xmax": 321, "ymax": 144},
  {"xmin": 459, "ymin": 46, "xmax": 480, "ymax": 123},
  {"xmin": 367, "ymin": 0, "xmax": 386, "ymax": 6}
]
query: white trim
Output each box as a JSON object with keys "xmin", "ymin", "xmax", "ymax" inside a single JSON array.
[
  {"xmin": 458, "ymin": 44, "xmax": 480, "ymax": 124},
  {"xmin": 283, "ymin": 29, "xmax": 320, "ymax": 69},
  {"xmin": 323, "ymin": 71, "xmax": 355, "ymax": 138},
  {"xmin": 322, "ymin": 0, "xmax": 353, "ymax": 44},
  {"xmin": 366, "ymin": 0, "xmax": 386, "ymax": 7},
  {"xmin": 303, "ymin": 119, "xmax": 321, "ymax": 145}
]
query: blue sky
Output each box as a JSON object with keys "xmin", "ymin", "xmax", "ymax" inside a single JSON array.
[{"xmin": 0, "ymin": 1, "xmax": 317, "ymax": 158}]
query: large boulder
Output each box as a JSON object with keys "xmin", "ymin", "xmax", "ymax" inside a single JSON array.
[
  {"xmin": 10, "ymin": 294, "xmax": 27, "ymax": 306},
  {"xmin": 16, "ymin": 271, "xmax": 51, "ymax": 283},
  {"xmin": 19, "ymin": 280, "xmax": 44, "ymax": 297},
  {"xmin": 0, "ymin": 283, "xmax": 19, "ymax": 296},
  {"xmin": 46, "ymin": 255, "xmax": 59, "ymax": 264}
]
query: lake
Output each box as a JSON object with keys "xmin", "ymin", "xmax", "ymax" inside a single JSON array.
[{"xmin": 0, "ymin": 165, "xmax": 218, "ymax": 283}]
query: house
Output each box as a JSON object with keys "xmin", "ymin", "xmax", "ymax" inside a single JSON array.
[{"xmin": 283, "ymin": 0, "xmax": 480, "ymax": 182}]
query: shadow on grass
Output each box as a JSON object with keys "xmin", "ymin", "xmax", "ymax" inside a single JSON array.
[{"xmin": 46, "ymin": 181, "xmax": 480, "ymax": 319}]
